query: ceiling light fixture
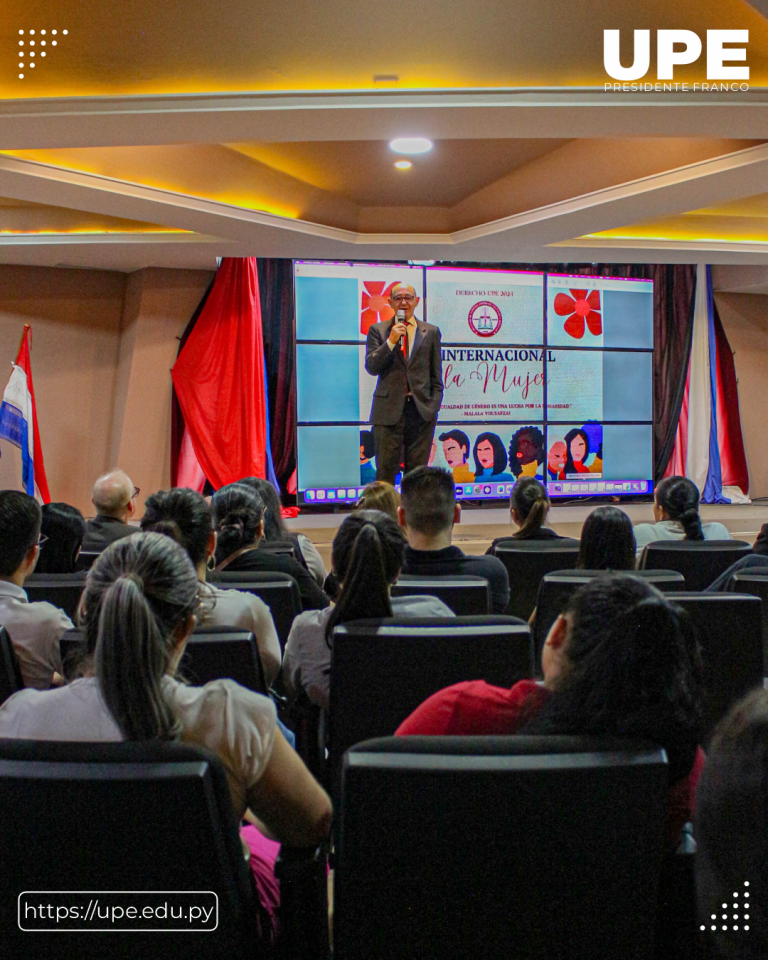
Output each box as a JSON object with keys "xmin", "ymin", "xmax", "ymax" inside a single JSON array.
[
  {"xmin": 389, "ymin": 138, "xmax": 433, "ymax": 155},
  {"xmin": 394, "ymin": 160, "xmax": 412, "ymax": 170}
]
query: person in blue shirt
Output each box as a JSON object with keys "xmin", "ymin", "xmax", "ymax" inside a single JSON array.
[{"xmin": 472, "ymin": 432, "xmax": 515, "ymax": 482}]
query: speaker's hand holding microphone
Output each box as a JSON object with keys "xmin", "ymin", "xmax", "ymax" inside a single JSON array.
[{"xmin": 388, "ymin": 308, "xmax": 408, "ymax": 347}]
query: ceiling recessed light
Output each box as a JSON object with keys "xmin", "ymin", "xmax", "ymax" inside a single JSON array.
[
  {"xmin": 394, "ymin": 160, "xmax": 412, "ymax": 170},
  {"xmin": 389, "ymin": 138, "xmax": 433, "ymax": 155}
]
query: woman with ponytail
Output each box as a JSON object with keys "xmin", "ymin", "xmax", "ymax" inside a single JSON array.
[
  {"xmin": 633, "ymin": 475, "xmax": 731, "ymax": 558},
  {"xmin": 284, "ymin": 510, "xmax": 453, "ymax": 712},
  {"xmin": 0, "ymin": 532, "xmax": 332, "ymax": 941},
  {"xmin": 398, "ymin": 573, "xmax": 704, "ymax": 850},
  {"xmin": 211, "ymin": 483, "xmax": 330, "ymax": 611},
  {"xmin": 487, "ymin": 476, "xmax": 572, "ymax": 550}
]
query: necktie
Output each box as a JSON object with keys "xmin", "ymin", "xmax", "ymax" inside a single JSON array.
[{"xmin": 402, "ymin": 321, "xmax": 409, "ymax": 361}]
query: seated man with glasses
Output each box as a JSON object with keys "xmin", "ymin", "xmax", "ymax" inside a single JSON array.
[
  {"xmin": 0, "ymin": 490, "xmax": 74, "ymax": 688},
  {"xmin": 365, "ymin": 282, "xmax": 443, "ymax": 484},
  {"xmin": 81, "ymin": 468, "xmax": 140, "ymax": 553}
]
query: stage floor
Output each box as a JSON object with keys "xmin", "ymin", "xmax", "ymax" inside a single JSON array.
[{"xmin": 286, "ymin": 501, "xmax": 768, "ymax": 570}]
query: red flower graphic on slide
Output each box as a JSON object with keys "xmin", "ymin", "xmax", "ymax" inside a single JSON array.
[
  {"xmin": 361, "ymin": 280, "xmax": 399, "ymax": 335},
  {"xmin": 553, "ymin": 289, "xmax": 602, "ymax": 339}
]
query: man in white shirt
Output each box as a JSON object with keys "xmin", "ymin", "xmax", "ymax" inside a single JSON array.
[{"xmin": 0, "ymin": 490, "xmax": 73, "ymax": 688}]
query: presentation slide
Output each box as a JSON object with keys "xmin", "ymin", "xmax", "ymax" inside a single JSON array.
[{"xmin": 294, "ymin": 261, "xmax": 654, "ymax": 505}]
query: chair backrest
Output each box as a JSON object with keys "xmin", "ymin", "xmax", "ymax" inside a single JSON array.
[
  {"xmin": 533, "ymin": 569, "xmax": 686, "ymax": 673},
  {"xmin": 0, "ymin": 739, "xmax": 263, "ymax": 959},
  {"xmin": 23, "ymin": 572, "xmax": 86, "ymax": 620},
  {"xmin": 258, "ymin": 540, "xmax": 301, "ymax": 563},
  {"xmin": 391, "ymin": 575, "xmax": 490, "ymax": 615},
  {"xmin": 75, "ymin": 550, "xmax": 102, "ymax": 571},
  {"xmin": 491, "ymin": 540, "xmax": 581, "ymax": 618},
  {"xmin": 335, "ymin": 735, "xmax": 667, "ymax": 960},
  {"xmin": 0, "ymin": 627, "xmax": 23, "ymax": 705},
  {"xmin": 668, "ymin": 592, "xmax": 763, "ymax": 737},
  {"xmin": 729, "ymin": 572, "xmax": 768, "ymax": 669},
  {"xmin": 209, "ymin": 570, "xmax": 301, "ymax": 652},
  {"xmin": 640, "ymin": 540, "xmax": 752, "ymax": 591},
  {"xmin": 181, "ymin": 627, "xmax": 268, "ymax": 695},
  {"xmin": 329, "ymin": 616, "xmax": 532, "ymax": 793}
]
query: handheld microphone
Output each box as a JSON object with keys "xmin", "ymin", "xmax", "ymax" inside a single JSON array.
[{"xmin": 396, "ymin": 308, "xmax": 406, "ymax": 349}]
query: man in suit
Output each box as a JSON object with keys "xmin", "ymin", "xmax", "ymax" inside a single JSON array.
[
  {"xmin": 365, "ymin": 283, "xmax": 443, "ymax": 484},
  {"xmin": 81, "ymin": 468, "xmax": 138, "ymax": 553}
]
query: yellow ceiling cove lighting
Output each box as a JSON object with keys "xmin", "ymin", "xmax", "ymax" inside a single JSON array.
[
  {"xmin": 394, "ymin": 160, "xmax": 412, "ymax": 170},
  {"xmin": 389, "ymin": 138, "xmax": 433, "ymax": 155}
]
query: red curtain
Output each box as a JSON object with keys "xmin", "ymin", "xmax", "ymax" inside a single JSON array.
[
  {"xmin": 713, "ymin": 301, "xmax": 749, "ymax": 493},
  {"xmin": 171, "ymin": 258, "xmax": 269, "ymax": 489}
]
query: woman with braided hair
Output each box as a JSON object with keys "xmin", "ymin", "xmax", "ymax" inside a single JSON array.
[
  {"xmin": 633, "ymin": 475, "xmax": 731, "ymax": 559},
  {"xmin": 283, "ymin": 510, "xmax": 453, "ymax": 712},
  {"xmin": 211, "ymin": 483, "xmax": 330, "ymax": 610}
]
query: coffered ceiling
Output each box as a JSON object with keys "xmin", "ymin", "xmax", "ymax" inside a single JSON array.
[{"xmin": 2, "ymin": 0, "xmax": 768, "ymax": 270}]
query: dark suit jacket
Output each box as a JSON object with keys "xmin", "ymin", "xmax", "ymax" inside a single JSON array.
[
  {"xmin": 365, "ymin": 318, "xmax": 443, "ymax": 425},
  {"xmin": 81, "ymin": 515, "xmax": 135, "ymax": 553}
]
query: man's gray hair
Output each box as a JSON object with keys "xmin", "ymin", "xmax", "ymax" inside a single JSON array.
[{"xmin": 92, "ymin": 469, "xmax": 133, "ymax": 517}]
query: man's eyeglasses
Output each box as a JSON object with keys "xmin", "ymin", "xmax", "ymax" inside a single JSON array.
[
  {"xmin": 392, "ymin": 294, "xmax": 416, "ymax": 303},
  {"xmin": 37, "ymin": 534, "xmax": 48, "ymax": 548},
  {"xmin": 130, "ymin": 487, "xmax": 140, "ymax": 500}
]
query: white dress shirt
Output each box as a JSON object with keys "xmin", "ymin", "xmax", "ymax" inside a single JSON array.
[{"xmin": 0, "ymin": 580, "xmax": 73, "ymax": 689}]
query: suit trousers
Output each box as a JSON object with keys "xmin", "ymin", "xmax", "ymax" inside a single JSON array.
[{"xmin": 373, "ymin": 397, "xmax": 437, "ymax": 484}]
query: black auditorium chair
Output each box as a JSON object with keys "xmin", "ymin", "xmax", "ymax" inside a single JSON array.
[
  {"xmin": 491, "ymin": 540, "xmax": 581, "ymax": 619},
  {"xmin": 328, "ymin": 616, "xmax": 532, "ymax": 795},
  {"xmin": 728, "ymin": 572, "xmax": 768, "ymax": 668},
  {"xmin": 0, "ymin": 739, "xmax": 327, "ymax": 960},
  {"xmin": 209, "ymin": 570, "xmax": 301, "ymax": 652},
  {"xmin": 0, "ymin": 627, "xmax": 23, "ymax": 705},
  {"xmin": 391, "ymin": 574, "xmax": 490, "ymax": 615},
  {"xmin": 24, "ymin": 572, "xmax": 87, "ymax": 620},
  {"xmin": 533, "ymin": 570, "xmax": 686, "ymax": 673},
  {"xmin": 75, "ymin": 550, "xmax": 102, "ymax": 571},
  {"xmin": 257, "ymin": 540, "xmax": 302, "ymax": 563},
  {"xmin": 181, "ymin": 627, "xmax": 268, "ymax": 695},
  {"xmin": 335, "ymin": 735, "xmax": 668, "ymax": 960},
  {"xmin": 639, "ymin": 540, "xmax": 752, "ymax": 591},
  {"xmin": 669, "ymin": 592, "xmax": 763, "ymax": 738}
]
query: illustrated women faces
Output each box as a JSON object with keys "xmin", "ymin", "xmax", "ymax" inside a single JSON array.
[
  {"xmin": 509, "ymin": 427, "xmax": 545, "ymax": 481},
  {"xmin": 472, "ymin": 432, "xmax": 514, "ymax": 482},
  {"xmin": 550, "ymin": 425, "xmax": 603, "ymax": 480}
]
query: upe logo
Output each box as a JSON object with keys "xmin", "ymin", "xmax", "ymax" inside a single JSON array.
[
  {"xmin": 468, "ymin": 301, "xmax": 502, "ymax": 338},
  {"xmin": 604, "ymin": 29, "xmax": 749, "ymax": 82}
]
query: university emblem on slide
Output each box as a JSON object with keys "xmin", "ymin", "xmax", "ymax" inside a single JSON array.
[{"xmin": 468, "ymin": 301, "xmax": 502, "ymax": 337}]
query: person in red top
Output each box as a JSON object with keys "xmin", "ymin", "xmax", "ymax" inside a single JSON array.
[{"xmin": 397, "ymin": 574, "xmax": 706, "ymax": 850}]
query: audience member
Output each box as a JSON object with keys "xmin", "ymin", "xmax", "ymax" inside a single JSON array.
[
  {"xmin": 284, "ymin": 510, "xmax": 453, "ymax": 712},
  {"xmin": 355, "ymin": 481, "xmax": 400, "ymax": 521},
  {"xmin": 696, "ymin": 689, "xmax": 768, "ymax": 959},
  {"xmin": 237, "ymin": 477, "xmax": 326, "ymax": 587},
  {"xmin": 633, "ymin": 475, "xmax": 731, "ymax": 557},
  {"xmin": 0, "ymin": 491, "xmax": 73, "ymax": 688},
  {"xmin": 0, "ymin": 532, "xmax": 332, "ymax": 941},
  {"xmin": 398, "ymin": 467, "xmax": 510, "ymax": 613},
  {"xmin": 36, "ymin": 502, "xmax": 86, "ymax": 574},
  {"xmin": 141, "ymin": 487, "xmax": 281, "ymax": 685},
  {"xmin": 704, "ymin": 522, "xmax": 768, "ymax": 591},
  {"xmin": 81, "ymin": 469, "xmax": 138, "ymax": 552},
  {"xmin": 577, "ymin": 505, "xmax": 636, "ymax": 570},
  {"xmin": 397, "ymin": 574, "xmax": 704, "ymax": 850},
  {"xmin": 487, "ymin": 476, "xmax": 569, "ymax": 551},
  {"xmin": 211, "ymin": 484, "xmax": 329, "ymax": 611}
]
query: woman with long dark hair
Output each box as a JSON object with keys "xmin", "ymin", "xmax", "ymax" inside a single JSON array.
[
  {"xmin": 211, "ymin": 484, "xmax": 329, "ymax": 611},
  {"xmin": 577, "ymin": 506, "xmax": 636, "ymax": 570},
  {"xmin": 487, "ymin": 477, "xmax": 569, "ymax": 551},
  {"xmin": 140, "ymin": 487, "xmax": 282, "ymax": 685},
  {"xmin": 36, "ymin": 502, "xmax": 86, "ymax": 574},
  {"xmin": 559, "ymin": 428, "xmax": 590, "ymax": 479},
  {"xmin": 473, "ymin": 432, "xmax": 515, "ymax": 482},
  {"xmin": 284, "ymin": 510, "xmax": 453, "ymax": 711},
  {"xmin": 509, "ymin": 426, "xmax": 545, "ymax": 480},
  {"xmin": 633, "ymin": 475, "xmax": 731, "ymax": 558},
  {"xmin": 237, "ymin": 477, "xmax": 326, "ymax": 587},
  {"xmin": 398, "ymin": 574, "xmax": 704, "ymax": 850},
  {"xmin": 0, "ymin": 532, "xmax": 332, "ymax": 942}
]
